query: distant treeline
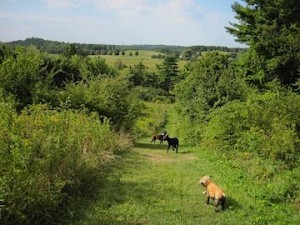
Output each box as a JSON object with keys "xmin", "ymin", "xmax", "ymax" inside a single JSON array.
[{"xmin": 3, "ymin": 37, "xmax": 246, "ymax": 56}]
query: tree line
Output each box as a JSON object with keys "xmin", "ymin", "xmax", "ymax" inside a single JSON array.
[{"xmin": 3, "ymin": 37, "xmax": 246, "ymax": 56}]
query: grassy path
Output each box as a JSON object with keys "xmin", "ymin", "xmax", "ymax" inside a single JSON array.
[
  {"xmin": 71, "ymin": 106, "xmax": 299, "ymax": 225},
  {"xmin": 71, "ymin": 137, "xmax": 253, "ymax": 225}
]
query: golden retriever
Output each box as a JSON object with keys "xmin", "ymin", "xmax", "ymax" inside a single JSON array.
[{"xmin": 199, "ymin": 175, "xmax": 226, "ymax": 211}]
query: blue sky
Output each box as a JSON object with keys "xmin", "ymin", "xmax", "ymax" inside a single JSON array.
[{"xmin": 0, "ymin": 0, "xmax": 243, "ymax": 47}]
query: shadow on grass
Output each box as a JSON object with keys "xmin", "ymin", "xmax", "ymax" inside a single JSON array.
[
  {"xmin": 135, "ymin": 141, "xmax": 190, "ymax": 153},
  {"xmin": 135, "ymin": 141, "xmax": 167, "ymax": 150},
  {"xmin": 225, "ymin": 196, "xmax": 243, "ymax": 211},
  {"xmin": 201, "ymin": 196, "xmax": 242, "ymax": 213},
  {"xmin": 59, "ymin": 151, "xmax": 156, "ymax": 225},
  {"xmin": 67, "ymin": 177, "xmax": 159, "ymax": 225}
]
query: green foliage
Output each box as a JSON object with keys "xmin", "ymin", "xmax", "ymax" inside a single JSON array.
[
  {"xmin": 175, "ymin": 52, "xmax": 247, "ymax": 122},
  {"xmin": 0, "ymin": 46, "xmax": 141, "ymax": 131},
  {"xmin": 226, "ymin": 0, "xmax": 300, "ymax": 86},
  {"xmin": 133, "ymin": 102, "xmax": 170, "ymax": 138},
  {"xmin": 60, "ymin": 76, "xmax": 143, "ymax": 131},
  {"xmin": 0, "ymin": 46, "xmax": 45, "ymax": 110},
  {"xmin": 157, "ymin": 55, "xmax": 179, "ymax": 92},
  {"xmin": 202, "ymin": 88, "xmax": 300, "ymax": 168},
  {"xmin": 133, "ymin": 86, "xmax": 172, "ymax": 103},
  {"xmin": 126, "ymin": 62, "xmax": 175, "ymax": 103},
  {"xmin": 0, "ymin": 104, "xmax": 119, "ymax": 225},
  {"xmin": 5, "ymin": 37, "xmax": 245, "ymax": 56},
  {"xmin": 128, "ymin": 62, "xmax": 146, "ymax": 86},
  {"xmin": 80, "ymin": 56, "xmax": 115, "ymax": 79}
]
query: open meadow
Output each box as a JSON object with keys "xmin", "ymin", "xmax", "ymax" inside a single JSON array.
[{"xmin": 90, "ymin": 50, "xmax": 187, "ymax": 72}]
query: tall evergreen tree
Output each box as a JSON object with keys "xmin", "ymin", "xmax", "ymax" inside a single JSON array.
[
  {"xmin": 226, "ymin": 0, "xmax": 300, "ymax": 86},
  {"xmin": 157, "ymin": 55, "xmax": 178, "ymax": 92}
]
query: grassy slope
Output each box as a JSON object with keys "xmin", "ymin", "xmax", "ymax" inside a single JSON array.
[{"xmin": 70, "ymin": 105, "xmax": 300, "ymax": 225}]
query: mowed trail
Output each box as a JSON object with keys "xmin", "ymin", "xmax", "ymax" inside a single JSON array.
[
  {"xmin": 75, "ymin": 133, "xmax": 298, "ymax": 225},
  {"xmin": 73, "ymin": 106, "xmax": 242, "ymax": 225},
  {"xmin": 73, "ymin": 106, "xmax": 299, "ymax": 225},
  {"xmin": 106, "ymin": 137, "xmax": 241, "ymax": 225}
]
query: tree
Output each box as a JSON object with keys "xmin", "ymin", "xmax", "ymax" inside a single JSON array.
[
  {"xmin": 157, "ymin": 55, "xmax": 179, "ymax": 92},
  {"xmin": 128, "ymin": 62, "xmax": 146, "ymax": 86},
  {"xmin": 174, "ymin": 52, "xmax": 246, "ymax": 119},
  {"xmin": 226, "ymin": 0, "xmax": 300, "ymax": 86},
  {"xmin": 0, "ymin": 46, "xmax": 44, "ymax": 110},
  {"xmin": 63, "ymin": 43, "xmax": 77, "ymax": 57}
]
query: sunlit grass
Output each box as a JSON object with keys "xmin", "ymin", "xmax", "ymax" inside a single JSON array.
[
  {"xmin": 67, "ymin": 104, "xmax": 299, "ymax": 225},
  {"xmin": 90, "ymin": 50, "xmax": 187, "ymax": 72},
  {"xmin": 70, "ymin": 139, "xmax": 300, "ymax": 225}
]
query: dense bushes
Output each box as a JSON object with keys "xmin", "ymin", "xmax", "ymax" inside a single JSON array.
[
  {"xmin": 174, "ymin": 48, "xmax": 300, "ymax": 206},
  {"xmin": 0, "ymin": 46, "xmax": 142, "ymax": 131},
  {"xmin": 175, "ymin": 49, "xmax": 300, "ymax": 167},
  {"xmin": 133, "ymin": 102, "xmax": 170, "ymax": 139},
  {"xmin": 0, "ymin": 45, "xmax": 143, "ymax": 224},
  {"xmin": 0, "ymin": 46, "xmax": 45, "ymax": 111},
  {"xmin": 201, "ymin": 88, "xmax": 300, "ymax": 168},
  {"xmin": 0, "ymin": 103, "xmax": 121, "ymax": 225},
  {"xmin": 60, "ymin": 76, "xmax": 143, "ymax": 131}
]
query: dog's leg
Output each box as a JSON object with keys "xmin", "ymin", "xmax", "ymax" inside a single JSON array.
[
  {"xmin": 214, "ymin": 199, "xmax": 220, "ymax": 211},
  {"xmin": 206, "ymin": 196, "xmax": 210, "ymax": 205},
  {"xmin": 221, "ymin": 197, "xmax": 226, "ymax": 210}
]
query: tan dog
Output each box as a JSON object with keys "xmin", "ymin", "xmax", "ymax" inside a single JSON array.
[{"xmin": 199, "ymin": 176, "xmax": 226, "ymax": 211}]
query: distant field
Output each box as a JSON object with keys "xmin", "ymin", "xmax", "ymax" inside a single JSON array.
[{"xmin": 90, "ymin": 50, "xmax": 187, "ymax": 72}]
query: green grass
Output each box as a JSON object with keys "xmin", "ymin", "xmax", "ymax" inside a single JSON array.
[
  {"xmin": 66, "ymin": 105, "xmax": 300, "ymax": 225},
  {"xmin": 91, "ymin": 50, "xmax": 187, "ymax": 72},
  {"xmin": 69, "ymin": 144, "xmax": 300, "ymax": 225}
]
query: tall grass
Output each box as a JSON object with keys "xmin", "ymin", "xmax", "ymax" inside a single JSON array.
[{"xmin": 0, "ymin": 103, "xmax": 122, "ymax": 225}]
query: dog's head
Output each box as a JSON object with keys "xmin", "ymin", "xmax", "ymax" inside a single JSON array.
[{"xmin": 199, "ymin": 175, "xmax": 211, "ymax": 187}]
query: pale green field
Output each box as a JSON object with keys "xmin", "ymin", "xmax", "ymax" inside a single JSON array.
[{"xmin": 91, "ymin": 50, "xmax": 187, "ymax": 72}]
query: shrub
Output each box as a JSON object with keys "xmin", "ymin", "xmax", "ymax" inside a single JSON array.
[
  {"xmin": 60, "ymin": 76, "xmax": 143, "ymax": 131},
  {"xmin": 0, "ymin": 104, "xmax": 119, "ymax": 225},
  {"xmin": 0, "ymin": 46, "xmax": 44, "ymax": 111},
  {"xmin": 133, "ymin": 102, "xmax": 169, "ymax": 138},
  {"xmin": 202, "ymin": 89, "xmax": 300, "ymax": 168}
]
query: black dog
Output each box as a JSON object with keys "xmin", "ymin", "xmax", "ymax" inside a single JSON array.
[{"xmin": 163, "ymin": 135, "xmax": 179, "ymax": 153}]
